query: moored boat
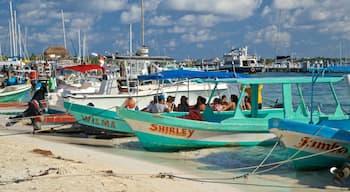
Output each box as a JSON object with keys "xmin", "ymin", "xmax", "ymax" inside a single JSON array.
[
  {"xmin": 269, "ymin": 118, "xmax": 350, "ymax": 170},
  {"xmin": 0, "ymin": 84, "xmax": 31, "ymax": 102},
  {"xmin": 64, "ymin": 69, "xmax": 238, "ymax": 133},
  {"xmin": 64, "ymin": 101, "xmax": 133, "ymax": 134},
  {"xmin": 0, "ymin": 101, "xmax": 47, "ymax": 114},
  {"xmin": 118, "ymin": 76, "xmax": 347, "ymax": 152}
]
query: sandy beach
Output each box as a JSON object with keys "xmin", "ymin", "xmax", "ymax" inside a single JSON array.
[
  {"xmin": 0, "ymin": 118, "xmax": 349, "ymax": 192},
  {"xmin": 0, "ymin": 118, "xmax": 243, "ymax": 192}
]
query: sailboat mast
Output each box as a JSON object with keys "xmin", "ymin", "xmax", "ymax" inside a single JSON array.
[
  {"xmin": 129, "ymin": 24, "xmax": 133, "ymax": 56},
  {"xmin": 8, "ymin": 20, "xmax": 13, "ymax": 57},
  {"xmin": 9, "ymin": 0, "xmax": 15, "ymax": 57},
  {"xmin": 14, "ymin": 10, "xmax": 18, "ymax": 57},
  {"xmin": 141, "ymin": 0, "xmax": 144, "ymax": 47},
  {"xmin": 18, "ymin": 24, "xmax": 22, "ymax": 60},
  {"xmin": 61, "ymin": 9, "xmax": 67, "ymax": 49}
]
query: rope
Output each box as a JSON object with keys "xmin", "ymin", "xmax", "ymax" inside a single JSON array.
[
  {"xmin": 251, "ymin": 138, "xmax": 280, "ymax": 174},
  {"xmin": 224, "ymin": 146, "xmax": 344, "ymax": 173}
]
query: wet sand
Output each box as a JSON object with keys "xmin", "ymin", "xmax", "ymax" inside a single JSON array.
[{"xmin": 0, "ymin": 118, "xmax": 349, "ymax": 192}]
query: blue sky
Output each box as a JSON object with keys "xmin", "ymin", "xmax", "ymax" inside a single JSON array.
[{"xmin": 1, "ymin": 0, "xmax": 350, "ymax": 60}]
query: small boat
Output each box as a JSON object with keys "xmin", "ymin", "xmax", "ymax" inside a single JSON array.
[
  {"xmin": 63, "ymin": 101, "xmax": 133, "ymax": 134},
  {"xmin": 37, "ymin": 113, "xmax": 77, "ymax": 130},
  {"xmin": 219, "ymin": 46, "xmax": 265, "ymax": 73},
  {"xmin": 64, "ymin": 69, "xmax": 238, "ymax": 134},
  {"xmin": 269, "ymin": 118, "xmax": 350, "ymax": 170},
  {"xmin": 0, "ymin": 101, "xmax": 47, "ymax": 114},
  {"xmin": 118, "ymin": 76, "xmax": 347, "ymax": 152},
  {"xmin": 0, "ymin": 84, "xmax": 31, "ymax": 102}
]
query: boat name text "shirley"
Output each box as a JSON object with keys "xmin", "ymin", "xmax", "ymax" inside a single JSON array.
[
  {"xmin": 81, "ymin": 115, "xmax": 116, "ymax": 128},
  {"xmin": 294, "ymin": 136, "xmax": 348, "ymax": 154},
  {"xmin": 149, "ymin": 124, "xmax": 195, "ymax": 138}
]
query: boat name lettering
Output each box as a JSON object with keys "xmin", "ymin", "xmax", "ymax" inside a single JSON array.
[
  {"xmin": 81, "ymin": 115, "xmax": 116, "ymax": 128},
  {"xmin": 294, "ymin": 137, "xmax": 347, "ymax": 154},
  {"xmin": 149, "ymin": 124, "xmax": 195, "ymax": 138}
]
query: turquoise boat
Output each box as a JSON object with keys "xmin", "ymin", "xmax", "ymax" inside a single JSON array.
[
  {"xmin": 0, "ymin": 84, "xmax": 31, "ymax": 102},
  {"xmin": 118, "ymin": 76, "xmax": 347, "ymax": 152},
  {"xmin": 64, "ymin": 101, "xmax": 133, "ymax": 134},
  {"xmin": 63, "ymin": 69, "xmax": 241, "ymax": 134},
  {"xmin": 269, "ymin": 118, "xmax": 350, "ymax": 170}
]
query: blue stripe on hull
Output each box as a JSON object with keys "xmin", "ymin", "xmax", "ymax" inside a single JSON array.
[
  {"xmin": 136, "ymin": 131, "xmax": 274, "ymax": 152},
  {"xmin": 287, "ymin": 148, "xmax": 350, "ymax": 170}
]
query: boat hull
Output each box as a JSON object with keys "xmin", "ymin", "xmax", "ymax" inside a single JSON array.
[
  {"xmin": 269, "ymin": 118, "xmax": 350, "ymax": 170},
  {"xmin": 119, "ymin": 109, "xmax": 276, "ymax": 152},
  {"xmin": 64, "ymin": 101, "xmax": 134, "ymax": 134},
  {"xmin": 0, "ymin": 101, "xmax": 47, "ymax": 114},
  {"xmin": 38, "ymin": 113, "xmax": 77, "ymax": 130},
  {"xmin": 0, "ymin": 84, "xmax": 31, "ymax": 102}
]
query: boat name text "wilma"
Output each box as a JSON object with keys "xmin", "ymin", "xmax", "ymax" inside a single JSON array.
[
  {"xmin": 81, "ymin": 115, "xmax": 116, "ymax": 128},
  {"xmin": 149, "ymin": 124, "xmax": 195, "ymax": 138},
  {"xmin": 294, "ymin": 136, "xmax": 348, "ymax": 155}
]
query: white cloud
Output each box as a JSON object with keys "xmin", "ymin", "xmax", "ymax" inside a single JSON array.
[
  {"xmin": 166, "ymin": 39, "xmax": 177, "ymax": 48},
  {"xmin": 178, "ymin": 14, "xmax": 220, "ymax": 27},
  {"xmin": 273, "ymin": 0, "xmax": 316, "ymax": 10},
  {"xmin": 245, "ymin": 25, "xmax": 291, "ymax": 48},
  {"xmin": 120, "ymin": 4, "xmax": 140, "ymax": 23},
  {"xmin": 81, "ymin": 0, "xmax": 127, "ymax": 12},
  {"xmin": 271, "ymin": 0, "xmax": 350, "ymax": 40},
  {"xmin": 181, "ymin": 29, "xmax": 216, "ymax": 43},
  {"xmin": 163, "ymin": 0, "xmax": 262, "ymax": 19},
  {"xmin": 150, "ymin": 16, "xmax": 172, "ymax": 26},
  {"xmin": 167, "ymin": 26, "xmax": 187, "ymax": 34},
  {"xmin": 261, "ymin": 6, "xmax": 271, "ymax": 17}
]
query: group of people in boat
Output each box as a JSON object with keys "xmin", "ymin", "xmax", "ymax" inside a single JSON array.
[
  {"xmin": 122, "ymin": 93, "xmax": 259, "ymax": 114},
  {"xmin": 122, "ymin": 84, "xmax": 263, "ymax": 114}
]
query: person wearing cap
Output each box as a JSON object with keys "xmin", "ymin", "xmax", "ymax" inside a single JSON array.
[
  {"xmin": 149, "ymin": 95, "xmax": 169, "ymax": 113},
  {"xmin": 177, "ymin": 95, "xmax": 189, "ymax": 112}
]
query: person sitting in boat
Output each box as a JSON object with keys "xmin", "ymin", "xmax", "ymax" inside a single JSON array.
[
  {"xmin": 166, "ymin": 96, "xmax": 176, "ymax": 112},
  {"xmin": 149, "ymin": 95, "xmax": 169, "ymax": 113},
  {"xmin": 211, "ymin": 98, "xmax": 223, "ymax": 112},
  {"xmin": 177, "ymin": 95, "xmax": 189, "ymax": 112},
  {"xmin": 244, "ymin": 84, "xmax": 263, "ymax": 109},
  {"xmin": 221, "ymin": 95, "xmax": 229, "ymax": 108},
  {"xmin": 193, "ymin": 96, "xmax": 206, "ymax": 111},
  {"xmin": 223, "ymin": 94, "xmax": 238, "ymax": 111},
  {"xmin": 122, "ymin": 97, "xmax": 138, "ymax": 110},
  {"xmin": 243, "ymin": 96, "xmax": 252, "ymax": 110},
  {"xmin": 141, "ymin": 96, "xmax": 158, "ymax": 112}
]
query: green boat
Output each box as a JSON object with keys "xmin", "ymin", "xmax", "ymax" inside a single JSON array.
[
  {"xmin": 0, "ymin": 84, "xmax": 31, "ymax": 102},
  {"xmin": 64, "ymin": 101, "xmax": 133, "ymax": 134},
  {"xmin": 118, "ymin": 76, "xmax": 347, "ymax": 152}
]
